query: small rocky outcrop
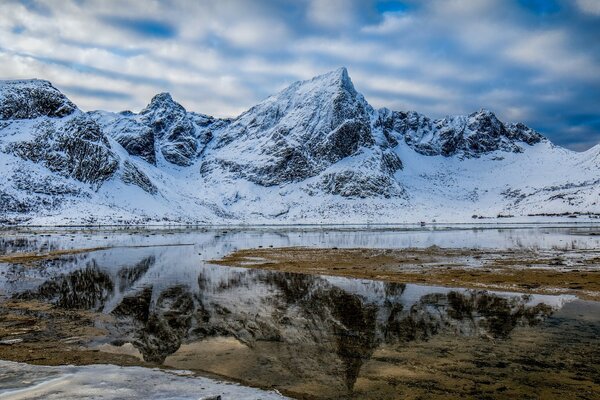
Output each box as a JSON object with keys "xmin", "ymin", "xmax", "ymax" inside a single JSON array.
[
  {"xmin": 318, "ymin": 170, "xmax": 403, "ymax": 198},
  {"xmin": 309, "ymin": 147, "xmax": 403, "ymax": 198},
  {"xmin": 121, "ymin": 161, "xmax": 158, "ymax": 194},
  {"xmin": 95, "ymin": 114, "xmax": 156, "ymax": 164}
]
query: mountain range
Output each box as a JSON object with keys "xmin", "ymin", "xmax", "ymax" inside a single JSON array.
[{"xmin": 0, "ymin": 68, "xmax": 598, "ymax": 225}]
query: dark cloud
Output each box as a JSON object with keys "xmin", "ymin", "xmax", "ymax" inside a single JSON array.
[
  {"xmin": 375, "ymin": 0, "xmax": 410, "ymax": 14},
  {"xmin": 518, "ymin": 0, "xmax": 561, "ymax": 14}
]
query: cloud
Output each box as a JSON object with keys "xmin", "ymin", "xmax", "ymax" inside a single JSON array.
[
  {"xmin": 576, "ymin": 0, "xmax": 600, "ymax": 15},
  {"xmin": 504, "ymin": 29, "xmax": 598, "ymax": 80},
  {"xmin": 0, "ymin": 0, "xmax": 598, "ymax": 150},
  {"xmin": 60, "ymin": 85, "xmax": 133, "ymax": 101},
  {"xmin": 306, "ymin": 0, "xmax": 361, "ymax": 28}
]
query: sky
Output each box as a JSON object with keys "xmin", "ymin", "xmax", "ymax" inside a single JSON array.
[{"xmin": 0, "ymin": 0, "xmax": 599, "ymax": 150}]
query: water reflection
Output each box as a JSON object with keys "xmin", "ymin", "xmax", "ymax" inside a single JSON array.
[
  {"xmin": 1, "ymin": 225, "xmax": 600, "ymax": 257},
  {"xmin": 1, "ymin": 227, "xmax": 596, "ymax": 397},
  {"xmin": 6, "ymin": 246, "xmax": 564, "ymax": 393}
]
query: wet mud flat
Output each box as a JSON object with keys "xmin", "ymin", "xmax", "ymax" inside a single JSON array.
[
  {"xmin": 213, "ymin": 246, "xmax": 600, "ymax": 300},
  {"xmin": 0, "ymin": 299, "xmax": 152, "ymax": 367},
  {"xmin": 0, "ymin": 227, "xmax": 599, "ymax": 399}
]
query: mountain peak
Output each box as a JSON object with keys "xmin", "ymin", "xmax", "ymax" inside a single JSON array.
[
  {"xmin": 323, "ymin": 66, "xmax": 349, "ymax": 80},
  {"xmin": 470, "ymin": 108, "xmax": 497, "ymax": 119},
  {"xmin": 307, "ymin": 67, "xmax": 354, "ymax": 93},
  {"xmin": 141, "ymin": 92, "xmax": 186, "ymax": 115}
]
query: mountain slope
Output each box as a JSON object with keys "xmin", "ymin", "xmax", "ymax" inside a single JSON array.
[
  {"xmin": 200, "ymin": 67, "xmax": 402, "ymax": 198},
  {"xmin": 0, "ymin": 70, "xmax": 598, "ymax": 225}
]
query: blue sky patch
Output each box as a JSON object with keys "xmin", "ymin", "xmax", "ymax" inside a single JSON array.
[
  {"xmin": 100, "ymin": 16, "xmax": 177, "ymax": 39},
  {"xmin": 518, "ymin": 0, "xmax": 561, "ymax": 15},
  {"xmin": 376, "ymin": 0, "xmax": 409, "ymax": 14}
]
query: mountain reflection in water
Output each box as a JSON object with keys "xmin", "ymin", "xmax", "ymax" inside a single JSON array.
[{"xmin": 6, "ymin": 245, "xmax": 565, "ymax": 394}]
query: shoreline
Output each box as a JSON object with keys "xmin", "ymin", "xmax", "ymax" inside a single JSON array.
[{"xmin": 212, "ymin": 246, "xmax": 600, "ymax": 301}]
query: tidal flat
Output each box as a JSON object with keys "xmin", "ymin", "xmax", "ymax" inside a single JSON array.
[{"xmin": 0, "ymin": 225, "xmax": 599, "ymax": 399}]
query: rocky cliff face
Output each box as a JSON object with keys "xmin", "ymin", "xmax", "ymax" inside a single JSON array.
[
  {"xmin": 139, "ymin": 93, "xmax": 202, "ymax": 166},
  {"xmin": 0, "ymin": 70, "xmax": 596, "ymax": 224},
  {"xmin": 377, "ymin": 108, "xmax": 544, "ymax": 158},
  {"xmin": 7, "ymin": 115, "xmax": 119, "ymax": 186},
  {"xmin": 0, "ymin": 80, "xmax": 77, "ymax": 120},
  {"xmin": 201, "ymin": 68, "xmax": 401, "ymax": 189},
  {"xmin": 91, "ymin": 94, "xmax": 220, "ymax": 167}
]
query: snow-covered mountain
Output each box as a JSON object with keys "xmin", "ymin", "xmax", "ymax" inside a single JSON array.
[{"xmin": 0, "ymin": 68, "xmax": 598, "ymax": 225}]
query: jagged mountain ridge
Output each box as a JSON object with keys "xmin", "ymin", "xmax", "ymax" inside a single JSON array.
[{"xmin": 0, "ymin": 68, "xmax": 598, "ymax": 224}]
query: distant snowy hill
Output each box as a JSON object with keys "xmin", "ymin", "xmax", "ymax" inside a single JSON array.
[{"xmin": 0, "ymin": 68, "xmax": 598, "ymax": 225}]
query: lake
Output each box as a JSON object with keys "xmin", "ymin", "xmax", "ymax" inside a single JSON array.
[{"xmin": 0, "ymin": 225, "xmax": 599, "ymax": 399}]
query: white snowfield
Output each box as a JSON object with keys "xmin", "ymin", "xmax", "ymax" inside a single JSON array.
[
  {"xmin": 0, "ymin": 360, "xmax": 288, "ymax": 400},
  {"xmin": 0, "ymin": 69, "xmax": 598, "ymax": 225}
]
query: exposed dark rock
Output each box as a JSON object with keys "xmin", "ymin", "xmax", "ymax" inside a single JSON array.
[
  {"xmin": 121, "ymin": 161, "xmax": 158, "ymax": 194},
  {"xmin": 8, "ymin": 116, "xmax": 119, "ymax": 186},
  {"xmin": 318, "ymin": 170, "xmax": 403, "ymax": 198},
  {"xmin": 12, "ymin": 169, "xmax": 83, "ymax": 196},
  {"xmin": 0, "ymin": 80, "xmax": 77, "ymax": 120},
  {"xmin": 0, "ymin": 190, "xmax": 32, "ymax": 213},
  {"xmin": 140, "ymin": 93, "xmax": 199, "ymax": 166},
  {"xmin": 506, "ymin": 122, "xmax": 544, "ymax": 145},
  {"xmin": 110, "ymin": 119, "xmax": 156, "ymax": 164},
  {"xmin": 379, "ymin": 108, "xmax": 544, "ymax": 157}
]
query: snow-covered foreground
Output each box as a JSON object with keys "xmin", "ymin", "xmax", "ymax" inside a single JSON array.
[{"xmin": 0, "ymin": 361, "xmax": 288, "ymax": 400}]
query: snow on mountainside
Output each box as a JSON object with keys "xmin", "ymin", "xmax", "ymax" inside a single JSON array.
[
  {"xmin": 0, "ymin": 69, "xmax": 598, "ymax": 225},
  {"xmin": 200, "ymin": 67, "xmax": 402, "ymax": 197},
  {"xmin": 0, "ymin": 79, "xmax": 77, "ymax": 120}
]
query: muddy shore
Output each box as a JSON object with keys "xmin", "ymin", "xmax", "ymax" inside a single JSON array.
[{"xmin": 212, "ymin": 246, "xmax": 600, "ymax": 300}]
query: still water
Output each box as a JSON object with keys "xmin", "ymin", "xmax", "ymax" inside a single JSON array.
[{"xmin": 0, "ymin": 226, "xmax": 599, "ymax": 399}]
